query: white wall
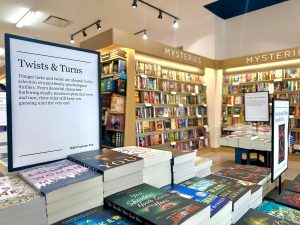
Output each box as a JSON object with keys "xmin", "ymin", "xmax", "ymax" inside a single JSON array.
[{"xmin": 223, "ymin": 0, "xmax": 300, "ymax": 59}]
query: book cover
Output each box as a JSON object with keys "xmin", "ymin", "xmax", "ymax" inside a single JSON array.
[
  {"xmin": 286, "ymin": 181, "xmax": 300, "ymax": 194},
  {"xmin": 215, "ymin": 168, "xmax": 266, "ymax": 184},
  {"xmin": 279, "ymin": 124, "xmax": 285, "ymax": 164},
  {"xmin": 0, "ymin": 176, "xmax": 41, "ymax": 209},
  {"xmin": 180, "ymin": 175, "xmax": 251, "ymax": 204},
  {"xmin": 54, "ymin": 206, "xmax": 138, "ymax": 225},
  {"xmin": 276, "ymin": 190, "xmax": 300, "ymax": 210},
  {"xmin": 228, "ymin": 164, "xmax": 271, "ymax": 177},
  {"xmin": 105, "ymin": 183, "xmax": 208, "ymax": 225},
  {"xmin": 161, "ymin": 184, "xmax": 229, "ymax": 217},
  {"xmin": 236, "ymin": 208, "xmax": 297, "ymax": 225},
  {"xmin": 68, "ymin": 150, "xmax": 143, "ymax": 174},
  {"xmin": 20, "ymin": 160, "xmax": 100, "ymax": 194},
  {"xmin": 256, "ymin": 201, "xmax": 300, "ymax": 224}
]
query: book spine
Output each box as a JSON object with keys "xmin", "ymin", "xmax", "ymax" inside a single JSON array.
[
  {"xmin": 67, "ymin": 157, "xmax": 103, "ymax": 175},
  {"xmin": 105, "ymin": 199, "xmax": 155, "ymax": 225}
]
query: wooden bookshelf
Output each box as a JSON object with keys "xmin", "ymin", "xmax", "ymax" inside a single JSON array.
[{"xmin": 81, "ymin": 28, "xmax": 211, "ymax": 152}]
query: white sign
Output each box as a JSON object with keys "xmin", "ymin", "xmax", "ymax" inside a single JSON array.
[
  {"xmin": 272, "ymin": 99, "xmax": 289, "ymax": 181},
  {"xmin": 6, "ymin": 34, "xmax": 100, "ymax": 171},
  {"xmin": 245, "ymin": 92, "xmax": 269, "ymax": 122},
  {"xmin": 0, "ymin": 92, "xmax": 6, "ymax": 126}
]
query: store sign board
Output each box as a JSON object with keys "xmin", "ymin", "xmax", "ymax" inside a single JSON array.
[
  {"xmin": 245, "ymin": 92, "xmax": 269, "ymax": 122},
  {"xmin": 164, "ymin": 47, "xmax": 202, "ymax": 65},
  {"xmin": 272, "ymin": 99, "xmax": 289, "ymax": 182},
  {"xmin": 0, "ymin": 92, "xmax": 6, "ymax": 126},
  {"xmin": 5, "ymin": 34, "xmax": 100, "ymax": 171}
]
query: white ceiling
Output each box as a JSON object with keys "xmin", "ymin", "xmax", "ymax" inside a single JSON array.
[{"xmin": 0, "ymin": 0, "xmax": 215, "ymax": 53}]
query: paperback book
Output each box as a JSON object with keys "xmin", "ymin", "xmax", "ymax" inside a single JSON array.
[
  {"xmin": 235, "ymin": 208, "xmax": 297, "ymax": 225},
  {"xmin": 161, "ymin": 184, "xmax": 229, "ymax": 217},
  {"xmin": 275, "ymin": 190, "xmax": 300, "ymax": 210},
  {"xmin": 54, "ymin": 206, "xmax": 138, "ymax": 225},
  {"xmin": 256, "ymin": 201, "xmax": 300, "ymax": 224},
  {"xmin": 105, "ymin": 183, "xmax": 210, "ymax": 225}
]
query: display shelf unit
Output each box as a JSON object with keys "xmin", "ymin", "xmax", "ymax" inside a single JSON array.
[
  {"xmin": 81, "ymin": 29, "xmax": 211, "ymax": 152},
  {"xmin": 222, "ymin": 66, "xmax": 300, "ymax": 153}
]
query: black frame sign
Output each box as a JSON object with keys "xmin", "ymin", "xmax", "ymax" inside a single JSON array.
[
  {"xmin": 5, "ymin": 34, "xmax": 101, "ymax": 171},
  {"xmin": 272, "ymin": 99, "xmax": 289, "ymax": 182},
  {"xmin": 245, "ymin": 91, "xmax": 269, "ymax": 122}
]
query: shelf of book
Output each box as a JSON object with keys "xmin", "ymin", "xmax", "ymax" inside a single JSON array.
[{"xmin": 222, "ymin": 67, "xmax": 300, "ymax": 153}]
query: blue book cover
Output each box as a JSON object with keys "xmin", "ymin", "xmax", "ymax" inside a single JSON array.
[
  {"xmin": 161, "ymin": 184, "xmax": 230, "ymax": 217},
  {"xmin": 256, "ymin": 201, "xmax": 300, "ymax": 224},
  {"xmin": 20, "ymin": 159, "xmax": 101, "ymax": 194},
  {"xmin": 54, "ymin": 206, "xmax": 138, "ymax": 225}
]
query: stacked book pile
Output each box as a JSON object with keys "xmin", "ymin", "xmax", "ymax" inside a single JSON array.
[
  {"xmin": 179, "ymin": 175, "xmax": 252, "ymax": 223},
  {"xmin": 20, "ymin": 160, "xmax": 103, "ymax": 224},
  {"xmin": 55, "ymin": 206, "xmax": 138, "ymax": 225},
  {"xmin": 68, "ymin": 149, "xmax": 144, "ymax": 197},
  {"xmin": 0, "ymin": 153, "xmax": 8, "ymax": 176},
  {"xmin": 162, "ymin": 184, "xmax": 232, "ymax": 225},
  {"xmin": 112, "ymin": 146, "xmax": 172, "ymax": 187},
  {"xmin": 169, "ymin": 149, "xmax": 197, "ymax": 184},
  {"xmin": 195, "ymin": 156, "xmax": 212, "ymax": 177},
  {"xmin": 0, "ymin": 131, "xmax": 7, "ymax": 154},
  {"xmin": 275, "ymin": 173, "xmax": 300, "ymax": 210},
  {"xmin": 105, "ymin": 183, "xmax": 211, "ymax": 225},
  {"xmin": 226, "ymin": 164, "xmax": 274, "ymax": 196},
  {"xmin": 0, "ymin": 176, "xmax": 47, "ymax": 225}
]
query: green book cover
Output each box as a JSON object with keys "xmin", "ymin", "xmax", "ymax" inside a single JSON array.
[{"xmin": 105, "ymin": 183, "xmax": 208, "ymax": 225}]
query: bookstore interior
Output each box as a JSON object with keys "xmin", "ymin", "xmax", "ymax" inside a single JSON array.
[{"xmin": 2, "ymin": 0, "xmax": 300, "ymax": 224}]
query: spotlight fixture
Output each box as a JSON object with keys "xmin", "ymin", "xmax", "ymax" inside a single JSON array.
[
  {"xmin": 132, "ymin": 0, "xmax": 137, "ymax": 8},
  {"xmin": 158, "ymin": 10, "xmax": 163, "ymax": 19},
  {"xmin": 134, "ymin": 29, "xmax": 148, "ymax": 40},
  {"xmin": 143, "ymin": 31, "xmax": 148, "ymax": 40},
  {"xmin": 70, "ymin": 36, "xmax": 75, "ymax": 44},
  {"xmin": 173, "ymin": 19, "xmax": 179, "ymax": 29},
  {"xmin": 96, "ymin": 21, "xmax": 101, "ymax": 30},
  {"xmin": 82, "ymin": 30, "xmax": 87, "ymax": 37}
]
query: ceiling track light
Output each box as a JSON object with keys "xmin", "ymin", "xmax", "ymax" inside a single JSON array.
[
  {"xmin": 69, "ymin": 19, "xmax": 101, "ymax": 43},
  {"xmin": 132, "ymin": 0, "xmax": 180, "ymax": 28},
  {"xmin": 173, "ymin": 19, "xmax": 179, "ymax": 29},
  {"xmin": 132, "ymin": 0, "xmax": 137, "ymax": 8},
  {"xmin": 70, "ymin": 36, "xmax": 75, "ymax": 44},
  {"xmin": 158, "ymin": 10, "xmax": 163, "ymax": 19},
  {"xmin": 134, "ymin": 29, "xmax": 148, "ymax": 40}
]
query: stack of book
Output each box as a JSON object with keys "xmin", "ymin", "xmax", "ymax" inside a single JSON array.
[
  {"xmin": 0, "ymin": 176, "xmax": 47, "ymax": 225},
  {"xmin": 169, "ymin": 148, "xmax": 197, "ymax": 184},
  {"xmin": 112, "ymin": 146, "xmax": 172, "ymax": 187},
  {"xmin": 195, "ymin": 156, "xmax": 212, "ymax": 177},
  {"xmin": 256, "ymin": 201, "xmax": 300, "ymax": 224},
  {"xmin": 227, "ymin": 164, "xmax": 273, "ymax": 196},
  {"xmin": 105, "ymin": 183, "xmax": 211, "ymax": 225},
  {"xmin": 179, "ymin": 175, "xmax": 252, "ymax": 223},
  {"xmin": 0, "ymin": 153, "xmax": 8, "ymax": 175},
  {"xmin": 54, "ymin": 206, "xmax": 138, "ymax": 225},
  {"xmin": 162, "ymin": 184, "xmax": 232, "ymax": 225},
  {"xmin": 68, "ymin": 149, "xmax": 144, "ymax": 197},
  {"xmin": 20, "ymin": 160, "xmax": 103, "ymax": 224},
  {"xmin": 235, "ymin": 208, "xmax": 298, "ymax": 225},
  {"xmin": 0, "ymin": 130, "xmax": 7, "ymax": 153}
]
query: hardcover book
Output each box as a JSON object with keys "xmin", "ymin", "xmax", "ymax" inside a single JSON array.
[
  {"xmin": 286, "ymin": 181, "xmax": 300, "ymax": 194},
  {"xmin": 228, "ymin": 164, "xmax": 271, "ymax": 177},
  {"xmin": 236, "ymin": 208, "xmax": 297, "ymax": 225},
  {"xmin": 275, "ymin": 190, "xmax": 300, "ymax": 210},
  {"xmin": 105, "ymin": 183, "xmax": 209, "ymax": 225},
  {"xmin": 20, "ymin": 160, "xmax": 101, "ymax": 195},
  {"xmin": 256, "ymin": 201, "xmax": 300, "ymax": 224},
  {"xmin": 0, "ymin": 176, "xmax": 41, "ymax": 209},
  {"xmin": 161, "ymin": 184, "xmax": 229, "ymax": 217},
  {"xmin": 67, "ymin": 149, "xmax": 143, "ymax": 178},
  {"xmin": 54, "ymin": 206, "xmax": 138, "ymax": 225}
]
